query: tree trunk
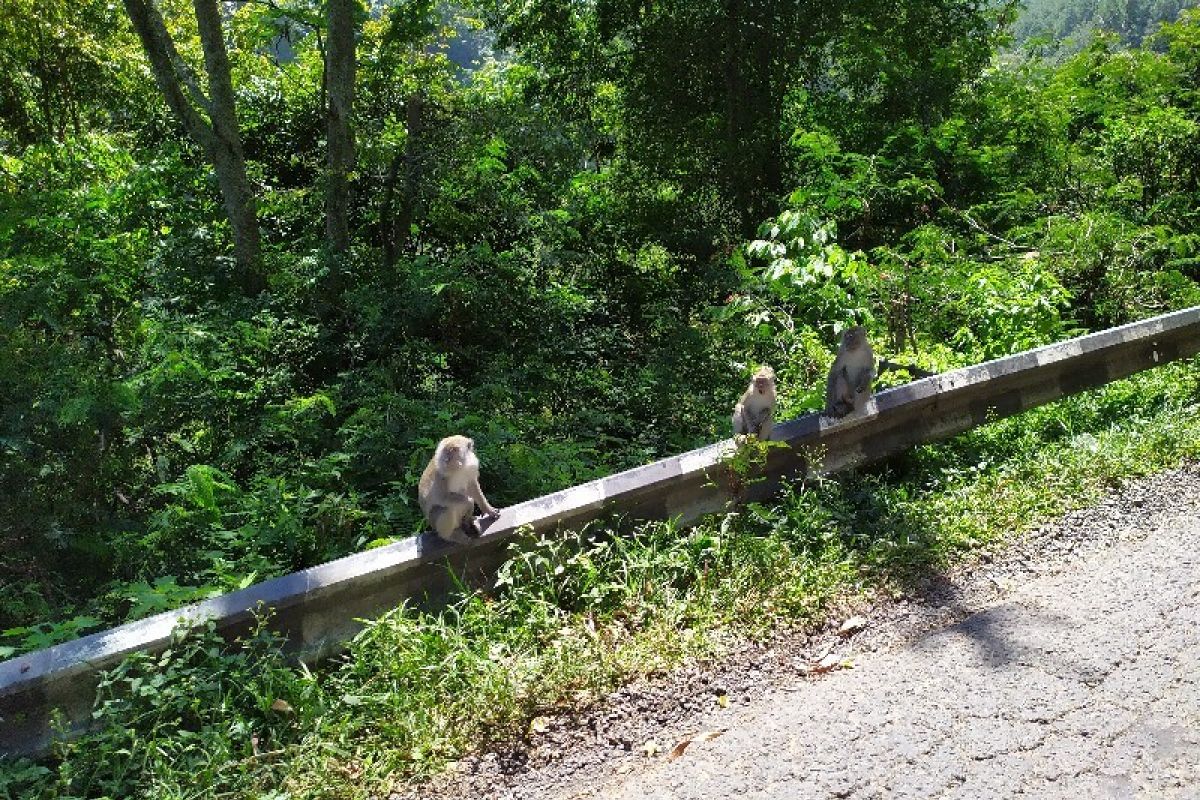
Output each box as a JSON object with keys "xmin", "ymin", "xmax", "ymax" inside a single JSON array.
[
  {"xmin": 394, "ymin": 92, "xmax": 424, "ymax": 259},
  {"xmin": 193, "ymin": 0, "xmax": 263, "ymax": 292},
  {"xmin": 379, "ymin": 150, "xmax": 403, "ymax": 266},
  {"xmin": 325, "ymin": 0, "xmax": 357, "ymax": 254},
  {"xmin": 123, "ymin": 0, "xmax": 264, "ymax": 295},
  {"xmin": 381, "ymin": 92, "xmax": 423, "ymax": 268},
  {"xmin": 719, "ymin": 0, "xmax": 785, "ymax": 231}
]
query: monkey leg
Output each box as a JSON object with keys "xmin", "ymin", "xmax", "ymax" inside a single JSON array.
[
  {"xmin": 432, "ymin": 507, "xmax": 474, "ymax": 544},
  {"xmin": 460, "ymin": 515, "xmax": 483, "ymax": 538},
  {"xmin": 828, "ymin": 398, "xmax": 854, "ymax": 418},
  {"xmin": 732, "ymin": 407, "xmax": 748, "ymax": 436},
  {"xmin": 825, "ymin": 372, "xmax": 854, "ymax": 418}
]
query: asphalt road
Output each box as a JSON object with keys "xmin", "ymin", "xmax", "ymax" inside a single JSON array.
[{"xmin": 568, "ymin": 475, "xmax": 1200, "ymax": 799}]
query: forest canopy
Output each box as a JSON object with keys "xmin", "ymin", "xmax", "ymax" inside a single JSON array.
[
  {"xmin": 1, "ymin": 0, "xmax": 1199, "ymax": 660},
  {"xmin": 1009, "ymin": 0, "xmax": 1200, "ymax": 49}
]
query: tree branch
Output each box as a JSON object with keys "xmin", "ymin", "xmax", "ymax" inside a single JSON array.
[{"xmin": 123, "ymin": 0, "xmax": 216, "ymax": 153}]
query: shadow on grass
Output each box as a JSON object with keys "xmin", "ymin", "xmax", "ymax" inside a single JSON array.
[{"xmin": 802, "ymin": 454, "xmax": 1038, "ymax": 667}]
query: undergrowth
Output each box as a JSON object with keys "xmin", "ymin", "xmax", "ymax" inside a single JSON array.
[{"xmin": 2, "ymin": 359, "xmax": 1198, "ymax": 800}]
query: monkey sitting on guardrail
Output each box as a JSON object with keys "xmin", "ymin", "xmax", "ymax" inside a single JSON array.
[
  {"xmin": 418, "ymin": 435, "xmax": 501, "ymax": 544},
  {"xmin": 733, "ymin": 365, "xmax": 777, "ymax": 439},
  {"xmin": 824, "ymin": 326, "xmax": 875, "ymax": 418}
]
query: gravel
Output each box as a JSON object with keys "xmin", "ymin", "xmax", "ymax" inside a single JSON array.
[{"xmin": 390, "ymin": 462, "xmax": 1200, "ymax": 800}]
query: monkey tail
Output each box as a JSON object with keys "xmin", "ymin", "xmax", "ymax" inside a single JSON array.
[{"xmin": 878, "ymin": 358, "xmax": 935, "ymax": 379}]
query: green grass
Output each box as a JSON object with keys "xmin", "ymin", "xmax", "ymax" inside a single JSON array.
[{"xmin": 2, "ymin": 359, "xmax": 1198, "ymax": 800}]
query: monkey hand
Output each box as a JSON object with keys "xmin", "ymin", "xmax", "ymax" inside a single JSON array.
[{"xmin": 472, "ymin": 508, "xmax": 502, "ymax": 537}]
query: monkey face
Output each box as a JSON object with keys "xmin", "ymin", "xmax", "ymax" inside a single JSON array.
[
  {"xmin": 752, "ymin": 366, "xmax": 776, "ymax": 393},
  {"xmin": 842, "ymin": 326, "xmax": 866, "ymax": 349},
  {"xmin": 438, "ymin": 435, "xmax": 476, "ymax": 468}
]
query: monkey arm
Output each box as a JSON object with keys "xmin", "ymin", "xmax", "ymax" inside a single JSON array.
[
  {"xmin": 756, "ymin": 408, "xmax": 774, "ymax": 439},
  {"xmin": 852, "ymin": 367, "xmax": 873, "ymax": 394},
  {"xmin": 824, "ymin": 365, "xmax": 847, "ymax": 414},
  {"xmin": 732, "ymin": 403, "xmax": 748, "ymax": 435},
  {"xmin": 470, "ymin": 482, "xmax": 500, "ymax": 517}
]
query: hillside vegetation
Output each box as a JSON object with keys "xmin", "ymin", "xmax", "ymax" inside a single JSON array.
[
  {"xmin": 2, "ymin": 0, "xmax": 1199, "ymax": 655},
  {"xmin": 1010, "ymin": 0, "xmax": 1200, "ymax": 49}
]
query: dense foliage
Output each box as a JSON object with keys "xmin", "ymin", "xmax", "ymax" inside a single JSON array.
[
  {"xmin": 1, "ymin": 0, "xmax": 1198, "ymax": 661},
  {"xmin": 3, "ymin": 362, "xmax": 1198, "ymax": 798},
  {"xmin": 1, "ymin": 0, "xmax": 1199, "ymax": 794}
]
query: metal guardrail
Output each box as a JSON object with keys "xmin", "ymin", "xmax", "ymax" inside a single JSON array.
[{"xmin": 2, "ymin": 306, "xmax": 1198, "ymax": 757}]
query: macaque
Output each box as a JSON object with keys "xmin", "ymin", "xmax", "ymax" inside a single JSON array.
[
  {"xmin": 418, "ymin": 435, "xmax": 501, "ymax": 544},
  {"xmin": 732, "ymin": 365, "xmax": 777, "ymax": 440},
  {"xmin": 824, "ymin": 326, "xmax": 875, "ymax": 418}
]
